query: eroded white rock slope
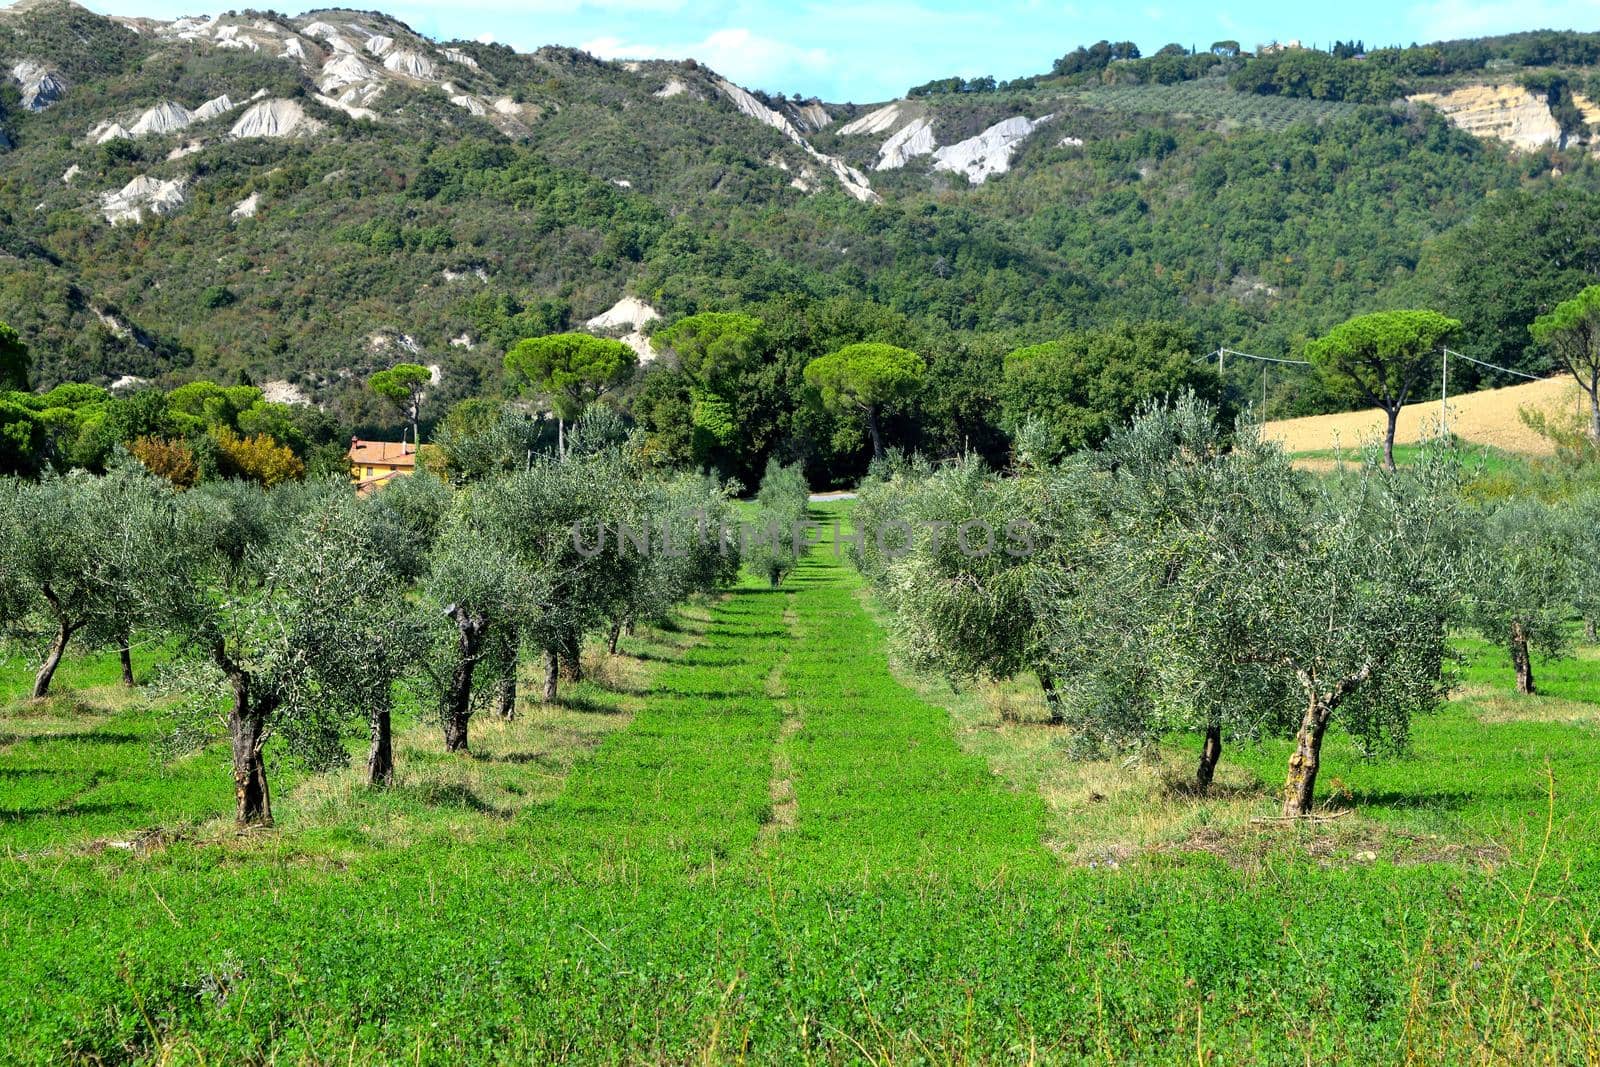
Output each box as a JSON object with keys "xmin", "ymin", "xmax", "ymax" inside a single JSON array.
[
  {"xmin": 715, "ymin": 78, "xmax": 879, "ymax": 203},
  {"xmin": 101, "ymin": 175, "xmax": 187, "ymax": 224},
  {"xmin": 932, "ymin": 115, "xmax": 1050, "ymax": 183},
  {"xmin": 11, "ymin": 59, "xmax": 65, "ymax": 109},
  {"xmin": 843, "ymin": 105, "xmax": 1052, "ymax": 183}
]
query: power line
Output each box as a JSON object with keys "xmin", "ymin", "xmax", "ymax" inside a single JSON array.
[
  {"xmin": 1214, "ymin": 347, "xmax": 1312, "ymax": 367},
  {"xmin": 1440, "ymin": 346, "xmax": 1545, "ymax": 383}
]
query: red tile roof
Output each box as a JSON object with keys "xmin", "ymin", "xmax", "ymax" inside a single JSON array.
[{"xmin": 348, "ymin": 438, "xmax": 417, "ymax": 468}]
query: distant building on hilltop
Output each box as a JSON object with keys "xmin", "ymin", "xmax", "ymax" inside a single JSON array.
[
  {"xmin": 348, "ymin": 436, "xmax": 417, "ymax": 494},
  {"xmin": 1256, "ymin": 39, "xmax": 1303, "ymax": 56}
]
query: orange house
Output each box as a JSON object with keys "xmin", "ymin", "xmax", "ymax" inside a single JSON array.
[{"xmin": 348, "ymin": 437, "xmax": 417, "ymax": 494}]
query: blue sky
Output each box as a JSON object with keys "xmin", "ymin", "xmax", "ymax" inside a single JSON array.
[{"xmin": 81, "ymin": 0, "xmax": 1600, "ymax": 101}]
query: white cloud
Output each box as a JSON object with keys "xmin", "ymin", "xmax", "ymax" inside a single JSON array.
[
  {"xmin": 580, "ymin": 26, "xmax": 831, "ymax": 86},
  {"xmin": 1410, "ymin": 0, "xmax": 1600, "ymax": 39}
]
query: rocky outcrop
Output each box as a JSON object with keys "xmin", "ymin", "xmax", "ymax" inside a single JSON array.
[
  {"xmin": 383, "ymin": 50, "xmax": 437, "ymax": 80},
  {"xmin": 261, "ymin": 379, "xmax": 310, "ymax": 405},
  {"xmin": 231, "ymin": 191, "xmax": 260, "ymax": 219},
  {"xmin": 444, "ymin": 85, "xmax": 487, "ymax": 115},
  {"xmin": 442, "ymin": 48, "xmax": 479, "ymax": 70},
  {"xmin": 875, "ymin": 116, "xmax": 935, "ymax": 170},
  {"xmin": 364, "ymin": 34, "xmax": 395, "ymax": 56},
  {"xmin": 230, "ymin": 98, "xmax": 322, "ymax": 139},
  {"xmin": 129, "ymin": 100, "xmax": 192, "ymax": 137},
  {"xmin": 715, "ymin": 78, "xmax": 878, "ymax": 203},
  {"xmin": 586, "ymin": 297, "xmax": 660, "ymax": 363},
  {"xmin": 786, "ymin": 100, "xmax": 831, "ymax": 132},
  {"xmin": 100, "ymin": 174, "xmax": 187, "ymax": 224},
  {"xmin": 654, "ymin": 78, "xmax": 689, "ymax": 99},
  {"xmin": 838, "ymin": 103, "xmax": 902, "ymax": 136},
  {"xmin": 193, "ymin": 94, "xmax": 237, "ymax": 122},
  {"xmin": 314, "ymin": 92, "xmax": 378, "ymax": 120},
  {"xmin": 932, "ymin": 115, "xmax": 1048, "ymax": 183},
  {"xmin": 319, "ymin": 53, "xmax": 380, "ymax": 93},
  {"xmin": 1408, "ymin": 84, "xmax": 1562, "ymax": 150},
  {"xmin": 11, "ymin": 59, "xmax": 65, "ymax": 110}
]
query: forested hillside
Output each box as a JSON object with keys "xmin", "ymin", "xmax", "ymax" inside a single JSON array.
[{"xmin": 4, "ymin": 0, "xmax": 1600, "ymax": 465}]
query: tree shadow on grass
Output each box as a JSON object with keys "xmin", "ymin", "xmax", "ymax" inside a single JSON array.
[
  {"xmin": 0, "ymin": 731, "xmax": 145, "ymax": 747},
  {"xmin": 1341, "ymin": 789, "xmax": 1481, "ymax": 812},
  {"xmin": 0, "ymin": 800, "xmax": 142, "ymax": 824},
  {"xmin": 409, "ymin": 782, "xmax": 510, "ymax": 819},
  {"xmin": 545, "ymin": 694, "xmax": 629, "ymax": 716}
]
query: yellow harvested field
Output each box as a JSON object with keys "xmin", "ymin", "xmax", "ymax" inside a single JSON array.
[{"xmin": 1263, "ymin": 376, "xmax": 1583, "ymax": 456}]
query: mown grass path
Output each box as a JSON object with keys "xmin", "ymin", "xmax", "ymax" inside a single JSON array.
[{"xmin": 1, "ymin": 504, "xmax": 1596, "ymax": 1062}]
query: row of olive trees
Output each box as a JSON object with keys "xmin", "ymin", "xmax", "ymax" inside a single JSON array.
[
  {"xmin": 0, "ymin": 414, "xmax": 738, "ymax": 826},
  {"xmin": 853, "ymin": 396, "xmax": 1591, "ymax": 818},
  {"xmin": 743, "ymin": 457, "xmax": 811, "ymax": 588}
]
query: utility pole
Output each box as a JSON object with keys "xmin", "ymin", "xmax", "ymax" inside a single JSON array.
[{"xmin": 1440, "ymin": 348, "xmax": 1449, "ymax": 440}]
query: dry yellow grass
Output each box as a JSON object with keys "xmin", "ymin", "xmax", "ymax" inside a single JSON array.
[{"xmin": 1263, "ymin": 375, "xmax": 1582, "ymax": 456}]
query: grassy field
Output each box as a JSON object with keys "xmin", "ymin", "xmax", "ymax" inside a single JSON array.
[{"xmin": 2, "ymin": 503, "xmax": 1598, "ymax": 1062}]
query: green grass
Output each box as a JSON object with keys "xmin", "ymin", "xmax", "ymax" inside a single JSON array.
[{"xmin": 0, "ymin": 503, "xmax": 1596, "ymax": 1062}]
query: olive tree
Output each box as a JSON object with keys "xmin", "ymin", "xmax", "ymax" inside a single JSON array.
[
  {"xmin": 1029, "ymin": 401, "xmax": 1463, "ymax": 815},
  {"xmin": 1466, "ymin": 497, "xmax": 1574, "ymax": 695},
  {"xmin": 1262, "ymin": 451, "xmax": 1465, "ymax": 816},
  {"xmin": 422, "ymin": 486, "xmax": 529, "ymax": 751},
  {"xmin": 1305, "ymin": 310, "xmax": 1460, "ymax": 470},
  {"xmin": 1051, "ymin": 398, "xmax": 1308, "ymax": 791},
  {"xmin": 162, "ymin": 483, "xmax": 419, "ymax": 823},
  {"xmin": 1530, "ymin": 285, "xmax": 1600, "ymax": 442},
  {"xmin": 606, "ymin": 471, "xmax": 740, "ymax": 651},
  {"xmin": 740, "ymin": 458, "xmax": 810, "ymax": 589},
  {"xmin": 1567, "ymin": 490, "xmax": 1600, "ymax": 642},
  {"xmin": 0, "ymin": 466, "xmax": 180, "ymax": 698},
  {"xmin": 860, "ymin": 455, "xmax": 1065, "ymax": 719},
  {"xmin": 804, "ymin": 343, "xmax": 925, "ymax": 460}
]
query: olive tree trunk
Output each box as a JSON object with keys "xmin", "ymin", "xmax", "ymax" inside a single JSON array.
[
  {"xmin": 1035, "ymin": 669, "xmax": 1064, "ymax": 725},
  {"xmin": 542, "ymin": 648, "xmax": 559, "ymax": 703},
  {"xmin": 1510, "ymin": 619, "xmax": 1535, "ymax": 695},
  {"xmin": 32, "ymin": 618, "xmax": 76, "ymax": 700},
  {"xmin": 496, "ymin": 663, "xmax": 517, "ymax": 721},
  {"xmin": 367, "ymin": 707, "xmax": 394, "ymax": 788},
  {"xmin": 442, "ymin": 607, "xmax": 488, "ymax": 753},
  {"xmin": 1282, "ymin": 663, "xmax": 1372, "ymax": 818},
  {"xmin": 608, "ymin": 618, "xmax": 624, "ymax": 655},
  {"xmin": 1196, "ymin": 722, "xmax": 1223, "ymax": 793},
  {"xmin": 560, "ymin": 632, "xmax": 583, "ymax": 684},
  {"xmin": 118, "ymin": 632, "xmax": 135, "ymax": 688},
  {"xmin": 217, "ymin": 650, "xmax": 274, "ymax": 827}
]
